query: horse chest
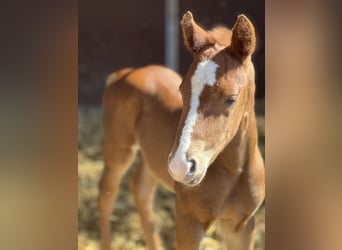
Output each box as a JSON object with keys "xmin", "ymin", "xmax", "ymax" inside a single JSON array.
[{"xmin": 177, "ymin": 167, "xmax": 238, "ymax": 222}]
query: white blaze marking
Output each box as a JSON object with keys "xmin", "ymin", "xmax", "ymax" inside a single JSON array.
[{"xmin": 173, "ymin": 60, "xmax": 218, "ymax": 165}]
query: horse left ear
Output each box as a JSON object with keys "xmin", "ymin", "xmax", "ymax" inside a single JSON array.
[
  {"xmin": 230, "ymin": 15, "xmax": 256, "ymax": 61},
  {"xmin": 180, "ymin": 11, "xmax": 214, "ymax": 54}
]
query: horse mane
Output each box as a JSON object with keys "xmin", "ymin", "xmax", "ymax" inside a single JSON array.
[{"xmin": 208, "ymin": 26, "xmax": 232, "ymax": 48}]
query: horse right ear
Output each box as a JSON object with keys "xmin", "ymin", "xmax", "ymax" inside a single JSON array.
[{"xmin": 180, "ymin": 11, "xmax": 214, "ymax": 54}]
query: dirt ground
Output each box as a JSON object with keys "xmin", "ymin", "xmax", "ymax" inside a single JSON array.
[{"xmin": 78, "ymin": 102, "xmax": 265, "ymax": 250}]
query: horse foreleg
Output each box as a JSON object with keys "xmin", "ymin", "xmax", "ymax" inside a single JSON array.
[
  {"xmin": 174, "ymin": 197, "xmax": 205, "ymax": 250},
  {"xmin": 221, "ymin": 216, "xmax": 256, "ymax": 250}
]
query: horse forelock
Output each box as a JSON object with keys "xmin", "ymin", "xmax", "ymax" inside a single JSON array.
[{"xmin": 208, "ymin": 26, "xmax": 232, "ymax": 48}]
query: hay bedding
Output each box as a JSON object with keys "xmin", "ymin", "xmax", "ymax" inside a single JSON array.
[{"xmin": 78, "ymin": 106, "xmax": 265, "ymax": 250}]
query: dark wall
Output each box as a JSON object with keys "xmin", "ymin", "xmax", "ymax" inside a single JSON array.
[{"xmin": 79, "ymin": 0, "xmax": 264, "ymax": 105}]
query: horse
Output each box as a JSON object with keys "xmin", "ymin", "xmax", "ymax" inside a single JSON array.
[{"xmin": 98, "ymin": 11, "xmax": 265, "ymax": 250}]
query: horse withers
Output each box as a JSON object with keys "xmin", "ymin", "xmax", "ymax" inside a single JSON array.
[{"xmin": 98, "ymin": 11, "xmax": 265, "ymax": 250}]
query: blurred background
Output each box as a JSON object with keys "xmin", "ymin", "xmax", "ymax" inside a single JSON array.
[
  {"xmin": 78, "ymin": 0, "xmax": 265, "ymax": 249},
  {"xmin": 78, "ymin": 0, "xmax": 264, "ymax": 105}
]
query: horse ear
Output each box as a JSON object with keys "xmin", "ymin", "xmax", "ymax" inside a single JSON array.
[
  {"xmin": 180, "ymin": 11, "xmax": 213, "ymax": 54},
  {"xmin": 230, "ymin": 15, "xmax": 256, "ymax": 61}
]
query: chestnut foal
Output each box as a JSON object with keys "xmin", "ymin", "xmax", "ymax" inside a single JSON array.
[{"xmin": 98, "ymin": 12, "xmax": 265, "ymax": 250}]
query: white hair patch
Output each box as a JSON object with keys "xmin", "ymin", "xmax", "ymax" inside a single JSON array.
[{"xmin": 173, "ymin": 60, "xmax": 218, "ymax": 164}]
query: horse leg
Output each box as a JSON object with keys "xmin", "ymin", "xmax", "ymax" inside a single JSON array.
[
  {"xmin": 174, "ymin": 196, "xmax": 205, "ymax": 250},
  {"xmin": 129, "ymin": 160, "xmax": 162, "ymax": 250},
  {"xmin": 221, "ymin": 216, "xmax": 256, "ymax": 250},
  {"xmin": 97, "ymin": 143, "xmax": 137, "ymax": 250},
  {"xmin": 98, "ymin": 83, "xmax": 142, "ymax": 250}
]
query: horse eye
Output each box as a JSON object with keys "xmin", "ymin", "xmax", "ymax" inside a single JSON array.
[{"xmin": 225, "ymin": 96, "xmax": 236, "ymax": 106}]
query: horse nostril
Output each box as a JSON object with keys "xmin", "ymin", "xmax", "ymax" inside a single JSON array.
[
  {"xmin": 168, "ymin": 153, "xmax": 172, "ymax": 164},
  {"xmin": 188, "ymin": 159, "xmax": 196, "ymax": 175}
]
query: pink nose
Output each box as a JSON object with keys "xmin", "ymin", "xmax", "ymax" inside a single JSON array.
[{"xmin": 168, "ymin": 154, "xmax": 196, "ymax": 182}]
